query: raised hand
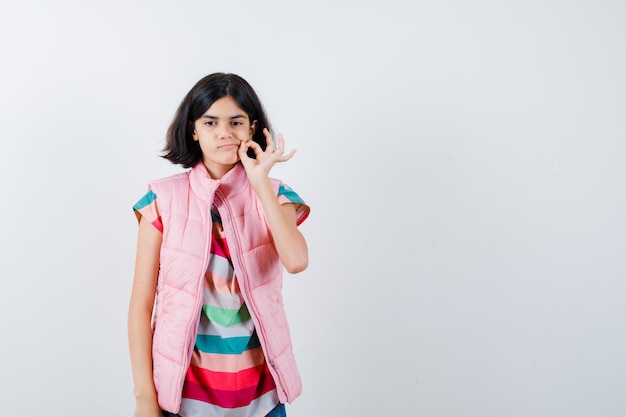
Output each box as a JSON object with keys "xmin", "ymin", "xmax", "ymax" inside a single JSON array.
[{"xmin": 238, "ymin": 128, "xmax": 296, "ymax": 183}]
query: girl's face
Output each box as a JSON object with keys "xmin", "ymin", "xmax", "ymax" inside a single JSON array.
[{"xmin": 192, "ymin": 95, "xmax": 256, "ymax": 178}]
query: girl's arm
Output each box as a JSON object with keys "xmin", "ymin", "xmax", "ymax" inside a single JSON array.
[
  {"xmin": 128, "ymin": 216, "xmax": 162, "ymax": 417},
  {"xmin": 252, "ymin": 176, "xmax": 309, "ymax": 274},
  {"xmin": 239, "ymin": 129, "xmax": 309, "ymax": 274}
]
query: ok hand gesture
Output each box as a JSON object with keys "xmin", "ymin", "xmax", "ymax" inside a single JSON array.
[{"xmin": 238, "ymin": 128, "xmax": 296, "ymax": 183}]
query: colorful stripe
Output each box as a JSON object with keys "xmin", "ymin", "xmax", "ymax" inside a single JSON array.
[
  {"xmin": 197, "ymin": 314, "xmax": 255, "ymax": 338},
  {"xmin": 195, "ymin": 332, "xmax": 261, "ymax": 355},
  {"xmin": 132, "ymin": 190, "xmax": 163, "ymax": 232},
  {"xmin": 205, "ymin": 252, "xmax": 233, "ymax": 284},
  {"xmin": 278, "ymin": 183, "xmax": 310, "ymax": 225},
  {"xmin": 186, "ymin": 363, "xmax": 269, "ymax": 391},
  {"xmin": 201, "ymin": 304, "xmax": 251, "ymax": 327},
  {"xmin": 189, "ymin": 348, "xmax": 266, "ymax": 373},
  {"xmin": 278, "ymin": 183, "xmax": 305, "ymax": 205},
  {"xmin": 132, "ymin": 190, "xmax": 156, "ymax": 210},
  {"xmin": 209, "ymin": 228, "xmax": 230, "ymax": 259},
  {"xmin": 180, "ymin": 388, "xmax": 278, "ymax": 416},
  {"xmin": 182, "ymin": 365, "xmax": 275, "ymax": 408}
]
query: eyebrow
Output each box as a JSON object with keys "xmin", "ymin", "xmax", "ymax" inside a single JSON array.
[{"xmin": 200, "ymin": 114, "xmax": 248, "ymax": 120}]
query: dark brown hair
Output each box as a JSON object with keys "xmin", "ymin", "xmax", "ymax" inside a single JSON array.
[{"xmin": 162, "ymin": 73, "xmax": 271, "ymax": 168}]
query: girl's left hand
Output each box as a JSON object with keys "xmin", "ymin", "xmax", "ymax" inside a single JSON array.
[{"xmin": 238, "ymin": 128, "xmax": 296, "ymax": 181}]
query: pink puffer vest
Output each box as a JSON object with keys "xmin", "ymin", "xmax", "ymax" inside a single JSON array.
[{"xmin": 147, "ymin": 162, "xmax": 303, "ymax": 413}]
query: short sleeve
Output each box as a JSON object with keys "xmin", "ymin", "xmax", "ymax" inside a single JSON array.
[
  {"xmin": 132, "ymin": 189, "xmax": 163, "ymax": 232},
  {"xmin": 277, "ymin": 183, "xmax": 310, "ymax": 226}
]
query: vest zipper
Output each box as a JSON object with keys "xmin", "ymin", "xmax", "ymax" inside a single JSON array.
[{"xmin": 215, "ymin": 190, "xmax": 289, "ymax": 401}]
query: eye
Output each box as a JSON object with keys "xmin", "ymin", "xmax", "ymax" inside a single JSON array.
[
  {"xmin": 232, "ymin": 121, "xmax": 243, "ymax": 127},
  {"xmin": 204, "ymin": 120, "xmax": 216, "ymax": 126}
]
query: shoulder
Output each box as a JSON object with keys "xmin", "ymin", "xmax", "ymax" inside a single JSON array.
[
  {"xmin": 148, "ymin": 171, "xmax": 190, "ymax": 188},
  {"xmin": 147, "ymin": 171, "xmax": 191, "ymax": 196},
  {"xmin": 139, "ymin": 171, "xmax": 192, "ymax": 211}
]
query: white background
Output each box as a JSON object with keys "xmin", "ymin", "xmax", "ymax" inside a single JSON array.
[{"xmin": 1, "ymin": 1, "xmax": 625, "ymax": 416}]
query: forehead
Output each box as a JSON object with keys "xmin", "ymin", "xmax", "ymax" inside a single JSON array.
[{"xmin": 204, "ymin": 96, "xmax": 249, "ymax": 118}]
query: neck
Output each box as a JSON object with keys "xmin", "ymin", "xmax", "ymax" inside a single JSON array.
[{"xmin": 203, "ymin": 162, "xmax": 237, "ymax": 179}]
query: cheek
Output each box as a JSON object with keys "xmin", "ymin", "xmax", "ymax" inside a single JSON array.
[{"xmin": 241, "ymin": 130, "xmax": 253, "ymax": 141}]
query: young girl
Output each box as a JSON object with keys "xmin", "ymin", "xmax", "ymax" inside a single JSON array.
[{"xmin": 128, "ymin": 73, "xmax": 310, "ymax": 417}]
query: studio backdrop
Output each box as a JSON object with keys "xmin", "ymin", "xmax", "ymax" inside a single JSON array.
[{"xmin": 0, "ymin": 1, "xmax": 625, "ymax": 416}]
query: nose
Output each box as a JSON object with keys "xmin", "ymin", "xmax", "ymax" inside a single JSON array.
[{"xmin": 216, "ymin": 122, "xmax": 232, "ymax": 138}]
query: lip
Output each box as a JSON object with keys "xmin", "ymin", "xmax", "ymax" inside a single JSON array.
[{"xmin": 219, "ymin": 143, "xmax": 239, "ymax": 150}]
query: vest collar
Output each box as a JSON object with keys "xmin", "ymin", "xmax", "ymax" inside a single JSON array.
[{"xmin": 189, "ymin": 161, "xmax": 248, "ymax": 201}]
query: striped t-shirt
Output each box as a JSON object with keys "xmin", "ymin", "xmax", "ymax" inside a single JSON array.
[{"xmin": 133, "ymin": 182, "xmax": 308, "ymax": 417}]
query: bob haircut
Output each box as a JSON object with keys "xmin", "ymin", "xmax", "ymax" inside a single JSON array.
[{"xmin": 162, "ymin": 73, "xmax": 271, "ymax": 168}]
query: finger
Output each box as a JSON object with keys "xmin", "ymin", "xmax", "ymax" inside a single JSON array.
[
  {"xmin": 275, "ymin": 133, "xmax": 286, "ymax": 154},
  {"xmin": 242, "ymin": 140, "xmax": 266, "ymax": 161},
  {"xmin": 238, "ymin": 140, "xmax": 252, "ymax": 160},
  {"xmin": 246, "ymin": 140, "xmax": 263, "ymax": 154},
  {"xmin": 277, "ymin": 148, "xmax": 297, "ymax": 162},
  {"xmin": 263, "ymin": 128, "xmax": 276, "ymax": 152}
]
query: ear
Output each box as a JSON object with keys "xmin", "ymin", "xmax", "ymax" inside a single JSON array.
[
  {"xmin": 250, "ymin": 120, "xmax": 258, "ymax": 136},
  {"xmin": 190, "ymin": 121, "xmax": 198, "ymax": 141}
]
